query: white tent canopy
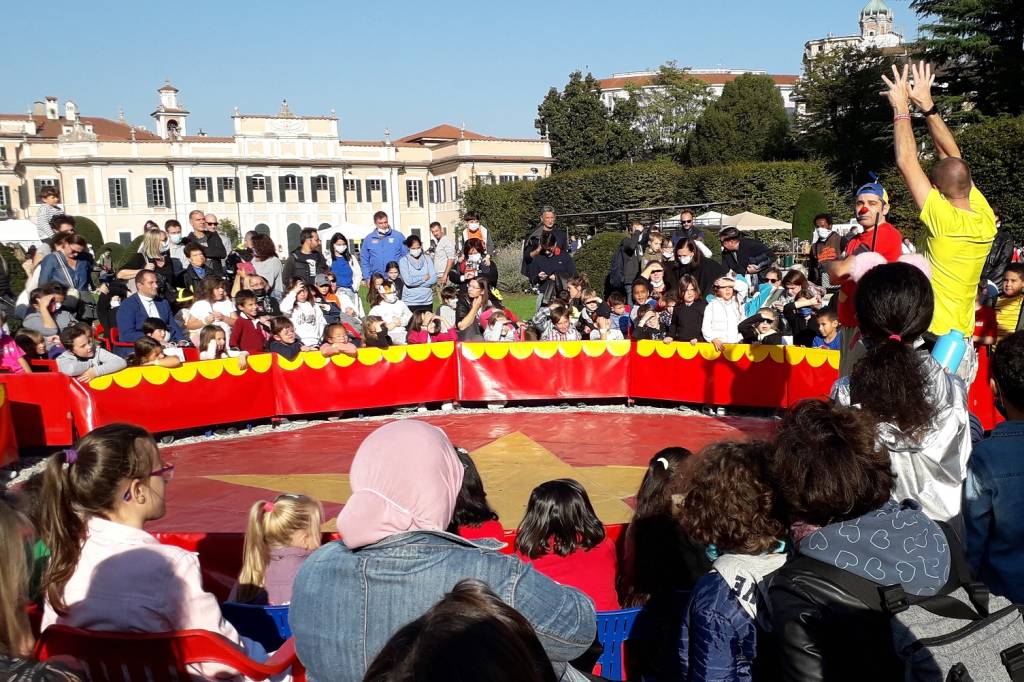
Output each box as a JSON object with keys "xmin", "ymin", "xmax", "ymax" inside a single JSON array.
[
  {"xmin": 720, "ymin": 211, "xmax": 791, "ymax": 231},
  {"xmin": 0, "ymin": 219, "xmax": 40, "ymax": 247},
  {"xmin": 694, "ymin": 211, "xmax": 728, "ymax": 226},
  {"xmin": 316, "ymin": 221, "xmax": 368, "ymax": 243}
]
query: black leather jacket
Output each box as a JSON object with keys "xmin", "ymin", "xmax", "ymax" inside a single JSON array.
[{"xmin": 769, "ymin": 556, "xmax": 903, "ymax": 682}]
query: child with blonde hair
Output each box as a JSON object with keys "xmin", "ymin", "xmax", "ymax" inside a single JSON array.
[{"xmin": 233, "ymin": 493, "xmax": 324, "ymax": 605}]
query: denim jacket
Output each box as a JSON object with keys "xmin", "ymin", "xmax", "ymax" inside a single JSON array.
[
  {"xmin": 963, "ymin": 420, "xmax": 1024, "ymax": 602},
  {"xmin": 290, "ymin": 531, "xmax": 597, "ymax": 682}
]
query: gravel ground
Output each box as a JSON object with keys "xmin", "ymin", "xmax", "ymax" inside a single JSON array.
[{"xmin": 1, "ymin": 401, "xmax": 779, "ymax": 488}]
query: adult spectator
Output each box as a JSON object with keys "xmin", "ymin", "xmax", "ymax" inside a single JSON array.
[
  {"xmin": 282, "ymin": 228, "xmax": 328, "ymax": 286},
  {"xmin": 164, "ymin": 219, "xmax": 186, "ymax": 267},
  {"xmin": 328, "ymin": 232, "xmax": 359, "ymax": 299},
  {"xmin": 224, "ymin": 230, "xmax": 256, "ymax": 281},
  {"xmin": 886, "ymin": 61, "xmax": 996, "ymax": 380},
  {"xmin": 251, "ymin": 233, "xmax": 283, "ymax": 297},
  {"xmin": 528, "ymin": 233, "xmax": 577, "ymax": 307},
  {"xmin": 449, "ymin": 238, "xmax": 498, "ymax": 292},
  {"xmin": 610, "ymin": 221, "xmax": 644, "ymax": 296},
  {"xmin": 290, "ymin": 420, "xmax": 596, "ymax": 682},
  {"xmin": 32, "ymin": 214, "xmax": 78, "ymax": 269},
  {"xmin": 521, "ymin": 207, "xmax": 568, "ymax": 276},
  {"xmin": 667, "ymin": 238, "xmax": 726, "ymax": 297},
  {"xmin": 833, "ymin": 261, "xmax": 970, "ymax": 523},
  {"xmin": 184, "ymin": 210, "xmax": 228, "ymax": 274},
  {"xmin": 769, "ymin": 399, "xmax": 951, "ymax": 682},
  {"xmin": 21, "ymin": 283, "xmax": 74, "ymax": 352},
  {"xmin": 35, "ymin": 185, "xmax": 63, "ymax": 241},
  {"xmin": 718, "ymin": 227, "xmax": 773, "ymax": 284},
  {"xmin": 399, "ymin": 235, "xmax": 437, "ymax": 314},
  {"xmin": 981, "ymin": 211, "xmax": 1015, "ymax": 289},
  {"xmin": 428, "ymin": 221, "xmax": 456, "ymax": 290},
  {"xmin": 671, "ymin": 210, "xmax": 704, "ymax": 246},
  {"xmin": 360, "ymin": 211, "xmax": 406, "ymax": 283},
  {"xmin": 37, "ymin": 233, "xmax": 91, "ymax": 302},
  {"xmin": 461, "ymin": 211, "xmax": 494, "ymax": 253},
  {"xmin": 116, "ymin": 270, "xmax": 186, "ymax": 346},
  {"xmin": 116, "ymin": 229, "xmax": 176, "ymax": 300},
  {"xmin": 808, "ymin": 214, "xmax": 844, "ymax": 287}
]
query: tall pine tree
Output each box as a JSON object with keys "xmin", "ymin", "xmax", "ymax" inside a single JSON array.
[{"xmin": 686, "ymin": 74, "xmax": 790, "ymax": 166}]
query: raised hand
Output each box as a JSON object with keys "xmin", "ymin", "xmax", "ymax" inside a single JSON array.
[
  {"xmin": 909, "ymin": 61, "xmax": 936, "ymax": 111},
  {"xmin": 881, "ymin": 63, "xmax": 911, "ymax": 114}
]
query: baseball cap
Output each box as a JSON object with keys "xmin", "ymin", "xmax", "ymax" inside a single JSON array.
[
  {"xmin": 856, "ymin": 180, "xmax": 889, "ymax": 204},
  {"xmin": 314, "ymin": 273, "xmax": 332, "ymax": 287}
]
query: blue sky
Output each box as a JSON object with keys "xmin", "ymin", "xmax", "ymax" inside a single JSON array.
[{"xmin": 1, "ymin": 0, "xmax": 916, "ymax": 140}]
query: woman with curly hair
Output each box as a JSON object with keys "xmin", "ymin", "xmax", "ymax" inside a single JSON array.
[{"xmin": 676, "ymin": 441, "xmax": 787, "ymax": 682}]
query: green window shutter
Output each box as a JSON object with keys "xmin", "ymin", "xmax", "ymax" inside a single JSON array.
[
  {"xmin": 297, "ymin": 177, "xmax": 305, "ymax": 203},
  {"xmin": 33, "ymin": 179, "xmax": 42, "ymax": 204},
  {"xmin": 328, "ymin": 177, "xmax": 336, "ymax": 202},
  {"xmin": 146, "ymin": 178, "xmax": 155, "ymax": 208},
  {"xmin": 108, "ymin": 178, "xmax": 117, "ymax": 208},
  {"xmin": 189, "ymin": 178, "xmax": 197, "ymax": 202},
  {"xmin": 76, "ymin": 178, "xmax": 87, "ymax": 204},
  {"xmin": 161, "ymin": 178, "xmax": 170, "ymax": 207},
  {"xmin": 310, "ymin": 176, "xmax": 318, "ymax": 203},
  {"xmin": 246, "ymin": 177, "xmax": 254, "ymax": 203}
]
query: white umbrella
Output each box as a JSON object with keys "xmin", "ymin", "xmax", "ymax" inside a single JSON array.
[{"xmin": 719, "ymin": 211, "xmax": 791, "ymax": 231}]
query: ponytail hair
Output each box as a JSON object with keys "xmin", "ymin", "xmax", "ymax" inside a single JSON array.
[
  {"xmin": 0, "ymin": 500, "xmax": 31, "ymax": 657},
  {"xmin": 40, "ymin": 424, "xmax": 156, "ymax": 613},
  {"xmin": 235, "ymin": 493, "xmax": 323, "ymax": 604},
  {"xmin": 633, "ymin": 447, "xmax": 694, "ymax": 519},
  {"xmin": 850, "ymin": 261, "xmax": 937, "ymax": 437}
]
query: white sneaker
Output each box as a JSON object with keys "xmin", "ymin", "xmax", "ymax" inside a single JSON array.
[
  {"xmin": 441, "ymin": 402, "xmax": 455, "ymax": 411},
  {"xmin": 416, "ymin": 406, "xmax": 429, "ymax": 413},
  {"xmin": 487, "ymin": 402, "xmax": 505, "ymax": 410}
]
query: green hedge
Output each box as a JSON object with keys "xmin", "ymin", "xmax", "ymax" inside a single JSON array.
[
  {"xmin": 572, "ymin": 231, "xmax": 624, "ymax": 295},
  {"xmin": 959, "ymin": 115, "xmax": 1024, "ymax": 242},
  {"xmin": 463, "ymin": 159, "xmax": 844, "ymax": 246}
]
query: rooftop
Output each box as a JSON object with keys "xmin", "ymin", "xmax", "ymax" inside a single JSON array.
[
  {"xmin": 598, "ymin": 70, "xmax": 799, "ymax": 90},
  {"xmin": 0, "ymin": 114, "xmax": 161, "ymax": 141}
]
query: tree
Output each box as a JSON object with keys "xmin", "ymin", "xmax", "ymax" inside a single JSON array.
[
  {"xmin": 792, "ymin": 189, "xmax": 830, "ymax": 242},
  {"xmin": 536, "ymin": 72, "xmax": 622, "ymax": 171},
  {"xmin": 218, "ymin": 218, "xmax": 240, "ymax": 248},
  {"xmin": 911, "ymin": 0, "xmax": 1024, "ymax": 120},
  {"xmin": 793, "ymin": 47, "xmax": 898, "ymax": 186},
  {"xmin": 686, "ymin": 74, "xmax": 790, "ymax": 166},
  {"xmin": 625, "ymin": 62, "xmax": 714, "ymax": 161}
]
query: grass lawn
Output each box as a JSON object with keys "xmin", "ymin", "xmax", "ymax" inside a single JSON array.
[{"xmin": 357, "ymin": 287, "xmax": 537, "ymax": 322}]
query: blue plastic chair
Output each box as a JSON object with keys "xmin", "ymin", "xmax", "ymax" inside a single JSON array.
[
  {"xmin": 595, "ymin": 607, "xmax": 642, "ymax": 681},
  {"xmin": 220, "ymin": 602, "xmax": 291, "ymax": 651}
]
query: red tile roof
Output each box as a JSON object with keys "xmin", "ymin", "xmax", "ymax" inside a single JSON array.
[
  {"xmin": 0, "ymin": 114, "xmax": 162, "ymax": 141},
  {"xmin": 598, "ymin": 72, "xmax": 799, "ymax": 90},
  {"xmin": 396, "ymin": 124, "xmax": 492, "ymax": 144}
]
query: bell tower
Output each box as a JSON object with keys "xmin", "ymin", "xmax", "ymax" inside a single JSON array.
[
  {"xmin": 860, "ymin": 0, "xmax": 894, "ymax": 38},
  {"xmin": 151, "ymin": 79, "xmax": 190, "ymax": 139}
]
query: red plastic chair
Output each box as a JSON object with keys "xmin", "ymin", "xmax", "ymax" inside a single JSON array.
[
  {"xmin": 93, "ymin": 323, "xmax": 113, "ymax": 351},
  {"xmin": 108, "ymin": 327, "xmax": 134, "ymax": 352},
  {"xmin": 182, "ymin": 346, "xmax": 200, "ymax": 362},
  {"xmin": 29, "ymin": 359, "xmax": 58, "ymax": 373},
  {"xmin": 34, "ymin": 624, "xmax": 306, "ymax": 682}
]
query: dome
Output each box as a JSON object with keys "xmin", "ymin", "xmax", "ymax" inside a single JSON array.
[{"xmin": 861, "ymin": 0, "xmax": 892, "ymax": 16}]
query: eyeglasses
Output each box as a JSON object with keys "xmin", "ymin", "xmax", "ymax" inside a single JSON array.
[
  {"xmin": 765, "ymin": 277, "xmax": 780, "ymax": 283},
  {"xmin": 585, "ymin": 300, "xmax": 601, "ymax": 306},
  {"xmin": 122, "ymin": 464, "xmax": 175, "ymax": 501},
  {"xmin": 649, "ymin": 269, "xmax": 663, "ymax": 274},
  {"xmin": 205, "ymin": 222, "xmax": 218, "ymax": 227},
  {"xmin": 680, "ymin": 220, "xmax": 694, "ymax": 224}
]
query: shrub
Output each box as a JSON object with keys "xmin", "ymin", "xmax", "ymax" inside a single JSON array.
[
  {"xmin": 72, "ymin": 216, "xmax": 104, "ymax": 253},
  {"xmin": 461, "ymin": 180, "xmax": 538, "ymax": 247},
  {"xmin": 491, "ymin": 245, "xmax": 531, "ymax": 293},
  {"xmin": 573, "ymin": 231, "xmax": 626, "ymax": 296},
  {"xmin": 959, "ymin": 115, "xmax": 1024, "ymax": 242},
  {"xmin": 0, "ymin": 244, "xmax": 27, "ymax": 296},
  {"xmin": 792, "ymin": 189, "xmax": 829, "ymax": 242}
]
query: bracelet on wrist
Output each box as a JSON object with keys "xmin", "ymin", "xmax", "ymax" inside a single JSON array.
[{"xmin": 893, "ymin": 113, "xmax": 912, "ymax": 123}]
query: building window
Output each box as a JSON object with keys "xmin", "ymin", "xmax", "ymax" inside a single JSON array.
[
  {"xmin": 451, "ymin": 176, "xmax": 460, "ymax": 200},
  {"xmin": 367, "ymin": 179, "xmax": 387, "ymax": 203},
  {"xmin": 194, "ymin": 177, "xmax": 208, "ymax": 192},
  {"xmin": 76, "ymin": 178, "xmax": 87, "ymax": 204},
  {"xmin": 344, "ymin": 178, "xmax": 362, "ymax": 202},
  {"xmin": 0, "ymin": 186, "xmax": 9, "ymax": 211},
  {"xmin": 314, "ymin": 175, "xmax": 329, "ymax": 191},
  {"xmin": 283, "ymin": 175, "xmax": 298, "ymax": 191},
  {"xmin": 475, "ymin": 174, "xmax": 495, "ymax": 186},
  {"xmin": 499, "ymin": 174, "xmax": 519, "ymax": 184},
  {"xmin": 118, "ymin": 231, "xmax": 132, "ymax": 246},
  {"xmin": 221, "ymin": 178, "xmax": 235, "ymax": 191},
  {"xmin": 429, "ymin": 179, "xmax": 446, "ymax": 204},
  {"xmin": 406, "ymin": 180, "xmax": 423, "ymax": 207},
  {"xmin": 523, "ymin": 174, "xmax": 540, "ymax": 182},
  {"xmin": 108, "ymin": 178, "xmax": 128, "ymax": 208},
  {"xmin": 251, "ymin": 176, "xmax": 266, "ymax": 191},
  {"xmin": 145, "ymin": 178, "xmax": 169, "ymax": 208}
]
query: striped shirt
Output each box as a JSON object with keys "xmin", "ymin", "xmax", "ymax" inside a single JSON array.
[
  {"xmin": 542, "ymin": 327, "xmax": 581, "ymax": 342},
  {"xmin": 36, "ymin": 203, "xmax": 63, "ymax": 239}
]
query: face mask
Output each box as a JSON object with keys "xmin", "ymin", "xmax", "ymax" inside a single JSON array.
[
  {"xmin": 467, "ymin": 222, "xmax": 480, "ymax": 232},
  {"xmin": 816, "ymin": 227, "xmax": 831, "ymax": 239},
  {"xmin": 468, "ymin": 254, "xmax": 482, "ymax": 264},
  {"xmin": 169, "ymin": 234, "xmax": 182, "ymax": 244},
  {"xmin": 662, "ymin": 250, "xmax": 673, "ymax": 259},
  {"xmin": 160, "ymin": 241, "xmax": 170, "ymax": 253},
  {"xmin": 410, "ymin": 248, "xmax": 422, "ymax": 257},
  {"xmin": 334, "ymin": 244, "xmax": 347, "ymax": 254},
  {"xmin": 384, "ymin": 293, "xmax": 398, "ymax": 304},
  {"xmin": 377, "ymin": 227, "xmax": 389, "ymax": 236},
  {"xmin": 678, "ymin": 255, "xmax": 692, "ymax": 265}
]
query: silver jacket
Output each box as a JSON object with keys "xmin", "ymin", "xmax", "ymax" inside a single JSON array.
[{"xmin": 832, "ymin": 353, "xmax": 971, "ymax": 523}]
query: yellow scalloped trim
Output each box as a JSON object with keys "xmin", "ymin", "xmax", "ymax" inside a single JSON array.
[
  {"xmin": 406, "ymin": 345, "xmax": 433, "ymax": 362},
  {"xmin": 654, "ymin": 342, "xmax": 677, "ymax": 359},
  {"xmin": 431, "ymin": 341, "xmax": 455, "ymax": 359},
  {"xmin": 676, "ymin": 343, "xmax": 701, "ymax": 359},
  {"xmin": 223, "ymin": 358, "xmax": 248, "ymax": 376},
  {"xmin": 247, "ymin": 354, "xmax": 273, "ymax": 374},
  {"xmin": 331, "ymin": 352, "xmax": 356, "ymax": 367},
  {"xmin": 485, "ymin": 344, "xmax": 511, "ymax": 360},
  {"xmin": 558, "ymin": 342, "xmax": 583, "ymax": 358},
  {"xmin": 358, "ymin": 347, "xmax": 384, "ymax": 365},
  {"xmin": 508, "ymin": 344, "xmax": 533, "ymax": 360},
  {"xmin": 0, "ymin": 384, "xmax": 5, "ymax": 408},
  {"xmin": 788, "ymin": 346, "xmax": 840, "ymax": 369}
]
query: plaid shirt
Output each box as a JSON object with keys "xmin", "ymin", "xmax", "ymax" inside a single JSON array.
[{"xmin": 542, "ymin": 327, "xmax": 581, "ymax": 342}]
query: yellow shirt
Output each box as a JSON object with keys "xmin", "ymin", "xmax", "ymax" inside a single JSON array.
[
  {"xmin": 922, "ymin": 186, "xmax": 997, "ymax": 336},
  {"xmin": 996, "ymin": 295, "xmax": 1023, "ymax": 340}
]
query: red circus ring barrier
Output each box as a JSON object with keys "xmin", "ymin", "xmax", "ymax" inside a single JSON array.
[{"xmin": 4, "ymin": 340, "xmax": 844, "ymax": 450}]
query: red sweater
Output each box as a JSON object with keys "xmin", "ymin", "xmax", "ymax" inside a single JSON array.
[
  {"xmin": 456, "ymin": 520, "xmax": 505, "ymax": 541},
  {"xmin": 230, "ymin": 315, "xmax": 270, "ymax": 355},
  {"xmin": 520, "ymin": 538, "xmax": 620, "ymax": 611}
]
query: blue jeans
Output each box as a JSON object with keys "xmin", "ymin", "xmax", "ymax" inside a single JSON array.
[{"xmin": 963, "ymin": 420, "xmax": 1024, "ymax": 602}]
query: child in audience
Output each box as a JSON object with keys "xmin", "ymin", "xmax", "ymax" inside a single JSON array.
[
  {"xmin": 702, "ymin": 276, "xmax": 743, "ymax": 351},
  {"xmin": 266, "ymin": 316, "xmax": 311, "ymax": 361},
  {"xmin": 361, "ymin": 315, "xmax": 392, "ymax": 349},
  {"xmin": 15, "ymin": 328, "xmax": 49, "ymax": 362},
  {"xmin": 197, "ymin": 324, "xmax": 242, "ymax": 365},
  {"xmin": 368, "ymin": 279, "xmax": 412, "ymax": 345},
  {"xmin": 995, "ymin": 263, "xmax": 1024, "ymax": 342},
  {"xmin": 738, "ymin": 307, "xmax": 783, "ymax": 345},
  {"xmin": 184, "ymin": 275, "xmax": 236, "ymax": 345},
  {"xmin": 642, "ymin": 232, "xmax": 666, "ymax": 270},
  {"xmin": 140, "ymin": 317, "xmax": 185, "ymax": 362},
  {"xmin": 233, "ymin": 493, "xmax": 323, "ymax": 605},
  {"xmin": 128, "ymin": 337, "xmax": 182, "ymax": 368},
  {"xmin": 590, "ymin": 304, "xmax": 625, "ymax": 341},
  {"xmin": 385, "ymin": 261, "xmax": 405, "ymax": 299},
  {"xmin": 407, "ymin": 310, "xmax": 457, "ymax": 344},
  {"xmin": 631, "ymin": 280, "xmax": 653, "ymax": 319},
  {"xmin": 483, "ymin": 312, "xmax": 518, "ymax": 342},
  {"xmin": 446, "ymin": 448, "xmax": 503, "ymax": 540},
  {"xmin": 812, "ymin": 308, "xmax": 841, "ymax": 350},
  {"xmin": 974, "ymin": 283, "xmax": 997, "ymax": 347},
  {"xmin": 319, "ymin": 323, "xmax": 360, "ymax": 357},
  {"xmin": 438, "ymin": 285, "xmax": 459, "ymax": 328},
  {"xmin": 665, "ymin": 275, "xmax": 706, "ymax": 345},
  {"xmin": 633, "ymin": 303, "xmax": 667, "ymax": 341},
  {"xmin": 515, "ymin": 479, "xmax": 619, "ymax": 611},
  {"xmin": 39, "ymin": 424, "xmax": 268, "ymax": 676},
  {"xmin": 678, "ymin": 441, "xmax": 787, "ymax": 682},
  {"xmin": 281, "ymin": 278, "xmax": 327, "ymax": 347},
  {"xmin": 607, "ymin": 292, "xmax": 631, "ymax": 338},
  {"xmin": 576, "ymin": 289, "xmax": 602, "ymax": 338},
  {"xmin": 230, "ymin": 289, "xmax": 271, "ymax": 355},
  {"xmin": 521, "ymin": 326, "xmax": 540, "ymax": 341},
  {"xmin": 1, "ymin": 311, "xmax": 31, "ymax": 374},
  {"xmin": 964, "ymin": 330, "xmax": 1024, "ymax": 602},
  {"xmin": 56, "ymin": 324, "xmax": 126, "ymax": 382},
  {"xmin": 541, "ymin": 306, "xmax": 581, "ymax": 341}
]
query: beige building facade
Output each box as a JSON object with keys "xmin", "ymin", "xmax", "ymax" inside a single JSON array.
[{"xmin": 0, "ymin": 83, "xmax": 551, "ymax": 252}]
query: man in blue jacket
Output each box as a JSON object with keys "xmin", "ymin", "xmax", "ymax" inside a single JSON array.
[
  {"xmin": 360, "ymin": 211, "xmax": 406, "ymax": 286},
  {"xmin": 115, "ymin": 270, "xmax": 186, "ymax": 353}
]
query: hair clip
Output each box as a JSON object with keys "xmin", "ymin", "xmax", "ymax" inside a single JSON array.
[
  {"xmin": 262, "ymin": 501, "xmax": 275, "ymax": 513},
  {"xmin": 888, "ymin": 334, "xmax": 903, "ymax": 342},
  {"xmin": 656, "ymin": 457, "xmax": 670, "ymax": 470},
  {"xmin": 63, "ymin": 448, "xmax": 78, "ymax": 465}
]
